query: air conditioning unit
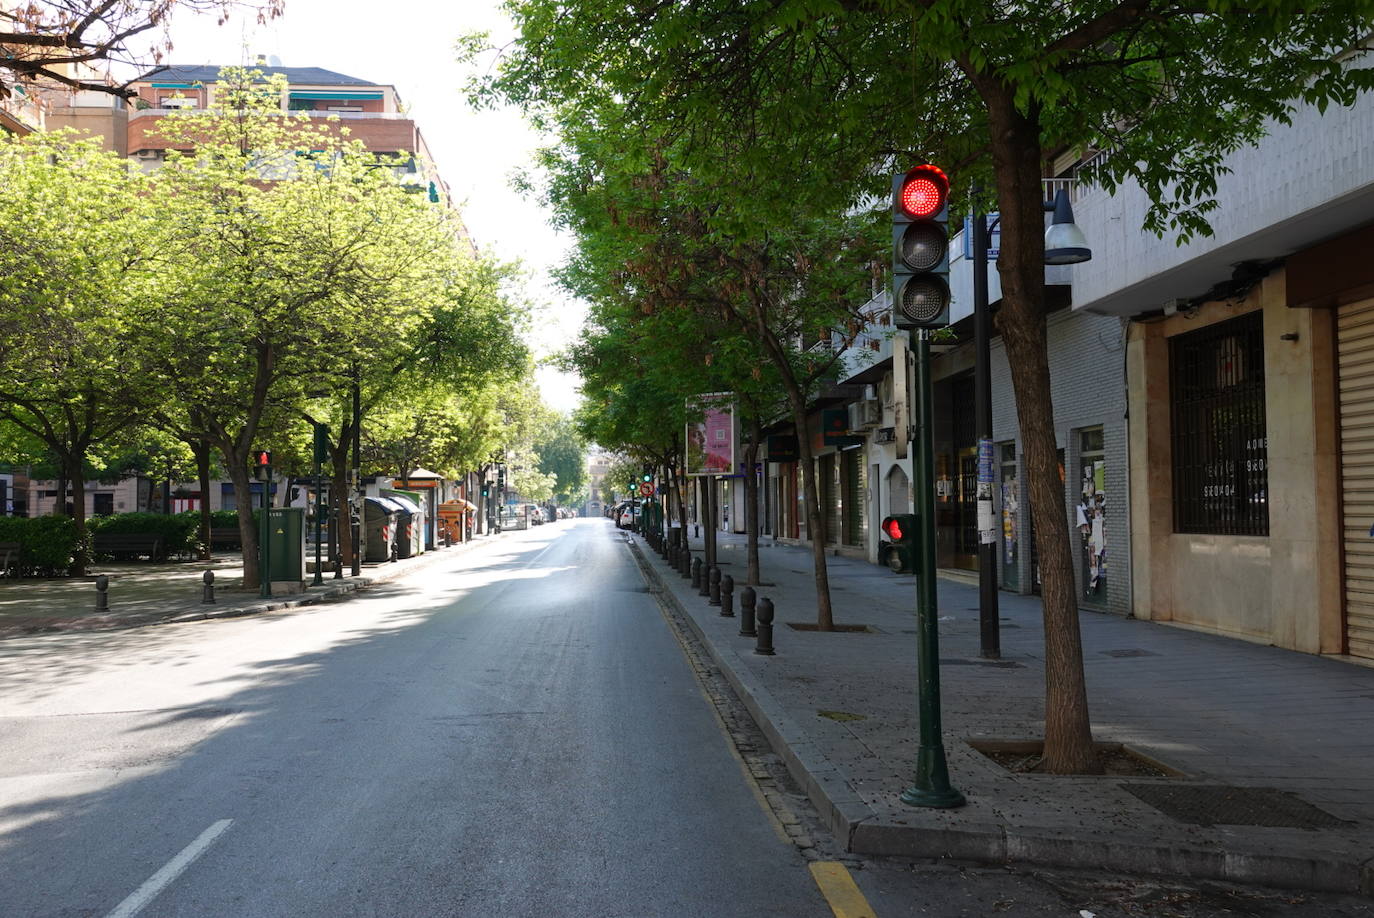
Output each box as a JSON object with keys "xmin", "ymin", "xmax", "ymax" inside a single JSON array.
[
  {"xmin": 859, "ymin": 398, "xmax": 882, "ymax": 427},
  {"xmin": 846, "ymin": 402, "xmax": 864, "ymax": 434}
]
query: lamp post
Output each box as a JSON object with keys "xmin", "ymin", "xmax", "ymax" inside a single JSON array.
[{"xmin": 970, "ymin": 187, "xmax": 1092, "ymax": 657}]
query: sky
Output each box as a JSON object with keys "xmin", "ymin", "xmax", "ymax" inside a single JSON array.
[{"xmin": 159, "ymin": 0, "xmax": 585, "ymax": 414}]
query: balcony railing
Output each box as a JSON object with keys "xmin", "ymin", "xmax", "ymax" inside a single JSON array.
[{"xmin": 129, "ymin": 108, "xmax": 411, "ymax": 121}]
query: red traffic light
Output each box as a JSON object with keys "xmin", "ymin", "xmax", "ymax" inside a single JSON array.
[
  {"xmin": 898, "ymin": 165, "xmax": 948, "ymax": 220},
  {"xmin": 881, "ymin": 513, "xmax": 919, "ymax": 543},
  {"xmin": 253, "ymin": 450, "xmax": 272, "ymax": 467},
  {"xmin": 882, "ymin": 517, "xmax": 904, "ymax": 541}
]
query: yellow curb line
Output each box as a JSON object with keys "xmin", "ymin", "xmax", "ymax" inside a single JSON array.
[{"xmin": 809, "ymin": 861, "xmax": 877, "ymax": 918}]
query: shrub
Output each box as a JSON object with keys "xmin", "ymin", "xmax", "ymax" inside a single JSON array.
[
  {"xmin": 0, "ymin": 516, "xmax": 81, "ymax": 577},
  {"xmin": 88, "ymin": 512, "xmax": 201, "ymax": 558}
]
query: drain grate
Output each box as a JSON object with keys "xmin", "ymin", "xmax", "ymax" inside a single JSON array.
[
  {"xmin": 1101, "ymin": 648, "xmax": 1159, "ymax": 658},
  {"xmin": 1120, "ymin": 784, "xmax": 1352, "ymax": 828}
]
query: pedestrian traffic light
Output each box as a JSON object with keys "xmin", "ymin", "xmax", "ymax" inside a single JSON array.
[
  {"xmin": 892, "ymin": 165, "xmax": 951, "ymax": 329},
  {"xmin": 252, "ymin": 449, "xmax": 272, "ymax": 482},
  {"xmin": 880, "ymin": 513, "xmax": 919, "ymax": 573},
  {"xmin": 481, "ymin": 482, "xmax": 490, "ymax": 498},
  {"xmin": 642, "ymin": 468, "xmax": 653, "ymax": 483}
]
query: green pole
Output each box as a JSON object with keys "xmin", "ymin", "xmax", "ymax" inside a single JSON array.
[
  {"xmin": 259, "ymin": 467, "xmax": 273, "ymax": 599},
  {"xmin": 901, "ymin": 328, "xmax": 965, "ymax": 809}
]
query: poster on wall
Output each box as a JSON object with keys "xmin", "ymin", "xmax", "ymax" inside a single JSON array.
[{"xmin": 685, "ymin": 393, "xmax": 737, "ymax": 476}]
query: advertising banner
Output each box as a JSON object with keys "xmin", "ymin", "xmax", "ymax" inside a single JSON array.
[{"xmin": 686, "ymin": 393, "xmax": 737, "ymax": 476}]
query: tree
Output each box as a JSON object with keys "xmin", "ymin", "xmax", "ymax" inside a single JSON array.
[
  {"xmin": 483, "ymin": 0, "xmax": 1374, "ymax": 771},
  {"xmin": 0, "ymin": 130, "xmax": 159, "ymax": 572},
  {"xmin": 0, "ymin": 0, "xmax": 280, "ymax": 101},
  {"xmin": 534, "ymin": 414, "xmax": 587, "ymax": 504},
  {"xmin": 135, "ymin": 69, "xmax": 472, "ymax": 588}
]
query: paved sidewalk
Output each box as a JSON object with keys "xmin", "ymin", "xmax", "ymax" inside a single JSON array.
[
  {"xmin": 633, "ymin": 528, "xmax": 1374, "ymax": 896},
  {"xmin": 0, "ymin": 537, "xmax": 492, "ymax": 638}
]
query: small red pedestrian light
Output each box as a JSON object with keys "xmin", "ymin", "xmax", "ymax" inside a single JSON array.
[
  {"xmin": 898, "ymin": 165, "xmax": 948, "ymax": 220},
  {"xmin": 883, "ymin": 517, "xmax": 904, "ymax": 541},
  {"xmin": 254, "ymin": 450, "xmax": 272, "ymax": 467}
]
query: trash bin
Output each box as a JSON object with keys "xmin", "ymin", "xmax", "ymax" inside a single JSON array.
[
  {"xmin": 364, "ymin": 496, "xmax": 402, "ymax": 562},
  {"xmin": 388, "ymin": 494, "xmax": 422, "ymax": 559}
]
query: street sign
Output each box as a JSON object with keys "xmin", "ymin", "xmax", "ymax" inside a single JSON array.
[{"xmin": 639, "ymin": 482, "xmax": 654, "ymax": 497}]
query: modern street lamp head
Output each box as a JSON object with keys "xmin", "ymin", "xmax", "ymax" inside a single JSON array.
[{"xmin": 1044, "ymin": 188, "xmax": 1092, "ymax": 265}]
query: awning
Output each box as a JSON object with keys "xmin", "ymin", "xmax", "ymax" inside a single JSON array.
[{"xmin": 407, "ymin": 467, "xmax": 443, "ymax": 480}]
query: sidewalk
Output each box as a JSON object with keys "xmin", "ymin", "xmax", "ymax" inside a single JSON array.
[
  {"xmin": 0, "ymin": 537, "xmax": 492, "ymax": 638},
  {"xmin": 633, "ymin": 528, "xmax": 1374, "ymax": 896}
]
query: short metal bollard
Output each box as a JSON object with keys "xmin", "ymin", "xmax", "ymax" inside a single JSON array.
[
  {"xmin": 755, "ymin": 597, "xmax": 775, "ymax": 655},
  {"xmin": 202, "ymin": 569, "xmax": 215, "ymax": 604},
  {"xmin": 691, "ymin": 557, "xmax": 702, "ymax": 590},
  {"xmin": 739, "ymin": 586, "xmax": 756, "ymax": 636},
  {"xmin": 708, "ymin": 566, "xmax": 721, "ymax": 606},
  {"xmin": 94, "ymin": 574, "xmax": 109, "ymax": 612},
  {"xmin": 719, "ymin": 574, "xmax": 734, "ymax": 617},
  {"xmin": 681, "ymin": 549, "xmax": 692, "ymax": 578},
  {"xmin": 698, "ymin": 560, "xmax": 712, "ymax": 597}
]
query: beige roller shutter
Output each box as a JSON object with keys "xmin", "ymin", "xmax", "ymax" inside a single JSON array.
[{"xmin": 1338, "ymin": 298, "xmax": 1374, "ymax": 660}]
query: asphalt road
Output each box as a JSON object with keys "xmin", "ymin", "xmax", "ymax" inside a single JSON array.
[{"xmin": 0, "ymin": 519, "xmax": 831, "ymax": 917}]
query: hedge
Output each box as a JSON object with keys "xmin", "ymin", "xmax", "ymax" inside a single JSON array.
[
  {"xmin": 88, "ymin": 512, "xmax": 201, "ymax": 558},
  {"xmin": 0, "ymin": 516, "xmax": 81, "ymax": 577}
]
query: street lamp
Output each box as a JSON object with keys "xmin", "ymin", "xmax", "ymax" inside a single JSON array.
[{"xmin": 970, "ymin": 186, "xmax": 1092, "ymax": 660}]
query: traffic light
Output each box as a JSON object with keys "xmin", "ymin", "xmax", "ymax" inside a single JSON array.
[
  {"xmin": 480, "ymin": 482, "xmax": 491, "ymax": 498},
  {"xmin": 642, "ymin": 468, "xmax": 653, "ymax": 483},
  {"xmin": 880, "ymin": 513, "xmax": 918, "ymax": 574},
  {"xmin": 252, "ymin": 449, "xmax": 272, "ymax": 482},
  {"xmin": 892, "ymin": 165, "xmax": 951, "ymax": 329}
]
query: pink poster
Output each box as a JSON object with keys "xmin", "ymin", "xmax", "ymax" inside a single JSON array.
[{"xmin": 686, "ymin": 393, "xmax": 736, "ymax": 476}]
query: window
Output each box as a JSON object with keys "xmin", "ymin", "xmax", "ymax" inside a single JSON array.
[
  {"xmin": 93, "ymin": 493, "xmax": 114, "ymax": 516},
  {"xmin": 1170, "ymin": 312, "xmax": 1268, "ymax": 535},
  {"xmin": 159, "ymin": 96, "xmax": 197, "ymax": 109}
]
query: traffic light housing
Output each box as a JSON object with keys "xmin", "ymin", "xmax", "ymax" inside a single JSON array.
[
  {"xmin": 481, "ymin": 482, "xmax": 491, "ymax": 498},
  {"xmin": 252, "ymin": 449, "xmax": 272, "ymax": 482},
  {"xmin": 880, "ymin": 513, "xmax": 919, "ymax": 574},
  {"xmin": 892, "ymin": 165, "xmax": 951, "ymax": 329},
  {"xmin": 642, "ymin": 468, "xmax": 653, "ymax": 483}
]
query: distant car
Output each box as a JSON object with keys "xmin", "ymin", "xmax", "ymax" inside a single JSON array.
[{"xmin": 619, "ymin": 504, "xmax": 639, "ymax": 528}]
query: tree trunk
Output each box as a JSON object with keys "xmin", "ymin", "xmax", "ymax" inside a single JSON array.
[
  {"xmin": 744, "ymin": 415, "xmax": 761, "ymax": 586},
  {"xmin": 780, "ymin": 381, "xmax": 834, "ymax": 630},
  {"xmin": 330, "ymin": 444, "xmax": 353, "ymax": 573},
  {"xmin": 66, "ymin": 455, "xmax": 90, "ymax": 576},
  {"xmin": 224, "ymin": 456, "xmax": 260, "ymax": 589},
  {"xmin": 986, "ymin": 92, "xmax": 1098, "ymax": 774},
  {"xmin": 194, "ymin": 441, "xmax": 212, "ymax": 561}
]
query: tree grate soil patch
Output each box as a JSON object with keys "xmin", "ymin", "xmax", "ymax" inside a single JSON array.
[
  {"xmin": 1100, "ymin": 648, "xmax": 1159, "ymax": 658},
  {"xmin": 939, "ymin": 657, "xmax": 1024, "ymax": 669},
  {"xmin": 1120, "ymin": 784, "xmax": 1353, "ymax": 828}
]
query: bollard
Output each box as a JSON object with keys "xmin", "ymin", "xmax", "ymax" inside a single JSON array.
[
  {"xmin": 680, "ymin": 549, "xmax": 692, "ymax": 579},
  {"xmin": 698, "ymin": 560, "xmax": 711, "ymax": 597},
  {"xmin": 755, "ymin": 597, "xmax": 775, "ymax": 655},
  {"xmin": 739, "ymin": 586, "xmax": 757, "ymax": 636},
  {"xmin": 202, "ymin": 569, "xmax": 215, "ymax": 604},
  {"xmin": 720, "ymin": 574, "xmax": 734, "ymax": 617},
  {"xmin": 94, "ymin": 574, "xmax": 109, "ymax": 612},
  {"xmin": 691, "ymin": 557, "xmax": 702, "ymax": 590},
  {"xmin": 708, "ymin": 566, "xmax": 721, "ymax": 605}
]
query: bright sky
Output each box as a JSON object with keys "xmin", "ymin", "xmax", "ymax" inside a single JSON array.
[{"xmin": 160, "ymin": 0, "xmax": 585, "ymax": 415}]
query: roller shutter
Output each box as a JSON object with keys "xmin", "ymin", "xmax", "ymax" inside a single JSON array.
[{"xmin": 1338, "ymin": 297, "xmax": 1374, "ymax": 660}]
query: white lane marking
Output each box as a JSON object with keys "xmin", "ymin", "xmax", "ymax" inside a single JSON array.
[{"xmin": 104, "ymin": 819, "xmax": 233, "ymax": 918}]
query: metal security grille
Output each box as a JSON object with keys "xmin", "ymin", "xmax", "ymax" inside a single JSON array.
[{"xmin": 1170, "ymin": 312, "xmax": 1268, "ymax": 535}]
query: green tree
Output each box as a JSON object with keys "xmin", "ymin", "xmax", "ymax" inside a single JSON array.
[
  {"xmin": 534, "ymin": 414, "xmax": 587, "ymax": 504},
  {"xmin": 483, "ymin": 0, "xmax": 1374, "ymax": 772},
  {"xmin": 0, "ymin": 131, "xmax": 159, "ymax": 572},
  {"xmin": 136, "ymin": 69, "xmax": 472, "ymax": 588}
]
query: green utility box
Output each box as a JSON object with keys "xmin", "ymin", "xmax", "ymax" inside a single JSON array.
[{"xmin": 267, "ymin": 507, "xmax": 306, "ymax": 593}]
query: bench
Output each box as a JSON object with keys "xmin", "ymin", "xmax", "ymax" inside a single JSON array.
[
  {"xmin": 0, "ymin": 541, "xmax": 18, "ymax": 577},
  {"xmin": 92, "ymin": 532, "xmax": 166, "ymax": 562},
  {"xmin": 209, "ymin": 527, "xmax": 242, "ymax": 550}
]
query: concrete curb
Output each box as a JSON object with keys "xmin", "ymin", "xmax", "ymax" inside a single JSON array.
[{"xmin": 628, "ymin": 534, "xmax": 1374, "ymax": 897}]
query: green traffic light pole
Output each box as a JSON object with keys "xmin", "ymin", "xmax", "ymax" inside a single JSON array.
[{"xmin": 901, "ymin": 327, "xmax": 966, "ymax": 809}]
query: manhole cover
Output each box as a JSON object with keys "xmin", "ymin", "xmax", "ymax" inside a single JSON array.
[
  {"xmin": 1120, "ymin": 784, "xmax": 1351, "ymax": 828},
  {"xmin": 1101, "ymin": 648, "xmax": 1159, "ymax": 658},
  {"xmin": 938, "ymin": 657, "xmax": 1024, "ymax": 669}
]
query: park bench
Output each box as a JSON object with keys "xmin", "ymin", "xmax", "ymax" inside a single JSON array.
[
  {"xmin": 209, "ymin": 527, "xmax": 242, "ymax": 550},
  {"xmin": 92, "ymin": 532, "xmax": 166, "ymax": 562},
  {"xmin": 0, "ymin": 541, "xmax": 18, "ymax": 577}
]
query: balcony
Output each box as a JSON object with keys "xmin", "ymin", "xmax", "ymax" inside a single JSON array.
[{"xmin": 1067, "ymin": 86, "xmax": 1374, "ymax": 316}]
